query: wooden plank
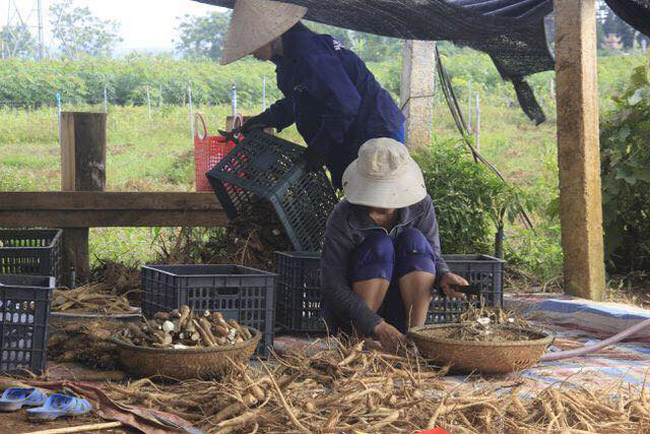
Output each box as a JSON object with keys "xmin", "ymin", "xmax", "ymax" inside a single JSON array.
[
  {"xmin": 1, "ymin": 192, "xmax": 220, "ymax": 210},
  {"xmin": 400, "ymin": 40, "xmax": 435, "ymax": 149},
  {"xmin": 60, "ymin": 112, "xmax": 107, "ymax": 284},
  {"xmin": 554, "ymin": 0, "xmax": 606, "ymax": 300},
  {"xmin": 0, "ymin": 192, "xmax": 227, "ymax": 227}
]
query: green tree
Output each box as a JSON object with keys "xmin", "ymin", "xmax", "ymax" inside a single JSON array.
[
  {"xmin": 49, "ymin": 0, "xmax": 122, "ymax": 59},
  {"xmin": 0, "ymin": 24, "xmax": 36, "ymax": 59},
  {"xmin": 601, "ymin": 62, "xmax": 650, "ymax": 271},
  {"xmin": 174, "ymin": 12, "xmax": 230, "ymax": 60}
]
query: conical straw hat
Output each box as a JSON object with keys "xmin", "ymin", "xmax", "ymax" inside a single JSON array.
[{"xmin": 220, "ymin": 0, "xmax": 308, "ymax": 65}]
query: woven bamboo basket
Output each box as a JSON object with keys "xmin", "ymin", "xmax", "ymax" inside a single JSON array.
[
  {"xmin": 408, "ymin": 323, "xmax": 553, "ymax": 375},
  {"xmin": 112, "ymin": 328, "xmax": 261, "ymax": 380}
]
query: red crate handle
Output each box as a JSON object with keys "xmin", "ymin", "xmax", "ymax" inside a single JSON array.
[{"xmin": 195, "ymin": 113, "xmax": 208, "ymax": 140}]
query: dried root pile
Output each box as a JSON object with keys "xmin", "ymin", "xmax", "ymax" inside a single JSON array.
[
  {"xmin": 102, "ymin": 336, "xmax": 650, "ymax": 433},
  {"xmin": 52, "ymin": 283, "xmax": 133, "ymax": 315},
  {"xmin": 91, "ymin": 259, "xmax": 141, "ymax": 303},
  {"xmin": 435, "ymin": 305, "xmax": 536, "ymax": 342},
  {"xmin": 48, "ymin": 320, "xmax": 122, "ymax": 368},
  {"xmin": 114, "ymin": 306, "xmax": 254, "ymax": 349}
]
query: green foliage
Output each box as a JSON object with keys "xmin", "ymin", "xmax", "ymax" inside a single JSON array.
[
  {"xmin": 174, "ymin": 12, "xmax": 230, "ymax": 61},
  {"xmin": 601, "ymin": 59, "xmax": 650, "ymax": 271},
  {"xmin": 49, "ymin": 0, "xmax": 122, "ymax": 59},
  {"xmin": 415, "ymin": 140, "xmax": 529, "ymax": 254}
]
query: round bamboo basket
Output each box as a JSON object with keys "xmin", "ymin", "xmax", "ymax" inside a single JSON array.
[
  {"xmin": 408, "ymin": 323, "xmax": 553, "ymax": 375},
  {"xmin": 112, "ymin": 328, "xmax": 261, "ymax": 380}
]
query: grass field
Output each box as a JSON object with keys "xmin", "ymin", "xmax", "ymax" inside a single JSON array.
[{"xmin": 0, "ymin": 52, "xmax": 646, "ymax": 278}]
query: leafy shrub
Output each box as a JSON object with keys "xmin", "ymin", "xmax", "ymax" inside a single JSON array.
[
  {"xmin": 601, "ymin": 61, "xmax": 650, "ymax": 271},
  {"xmin": 415, "ymin": 140, "xmax": 529, "ymax": 255}
]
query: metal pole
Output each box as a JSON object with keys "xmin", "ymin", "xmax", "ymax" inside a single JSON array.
[
  {"xmin": 475, "ymin": 92, "xmax": 480, "ymax": 151},
  {"xmin": 103, "ymin": 85, "xmax": 108, "ymax": 114},
  {"xmin": 56, "ymin": 93, "xmax": 62, "ymax": 161},
  {"xmin": 188, "ymin": 86, "xmax": 194, "ymax": 139},
  {"xmin": 467, "ymin": 79, "xmax": 472, "ymax": 132},
  {"xmin": 231, "ymin": 84, "xmax": 237, "ymax": 116},
  {"xmin": 146, "ymin": 85, "xmax": 152, "ymax": 119},
  {"xmin": 262, "ymin": 75, "xmax": 267, "ymax": 111},
  {"xmin": 37, "ymin": 0, "xmax": 44, "ymax": 59}
]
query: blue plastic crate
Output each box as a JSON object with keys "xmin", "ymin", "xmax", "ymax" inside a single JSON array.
[{"xmin": 207, "ymin": 130, "xmax": 337, "ymax": 252}]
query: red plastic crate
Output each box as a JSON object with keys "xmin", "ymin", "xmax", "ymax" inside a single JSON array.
[{"xmin": 194, "ymin": 113, "xmax": 239, "ymax": 192}]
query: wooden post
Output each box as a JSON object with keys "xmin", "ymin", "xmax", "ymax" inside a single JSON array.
[
  {"xmin": 554, "ymin": 0, "xmax": 606, "ymax": 300},
  {"xmin": 60, "ymin": 112, "xmax": 107, "ymax": 286},
  {"xmin": 400, "ymin": 40, "xmax": 436, "ymax": 150}
]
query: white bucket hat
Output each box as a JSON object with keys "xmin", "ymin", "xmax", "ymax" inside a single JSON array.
[
  {"xmin": 220, "ymin": 0, "xmax": 308, "ymax": 65},
  {"xmin": 342, "ymin": 138, "xmax": 427, "ymax": 209}
]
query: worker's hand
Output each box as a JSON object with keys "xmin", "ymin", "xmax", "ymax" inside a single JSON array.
[
  {"xmin": 305, "ymin": 146, "xmax": 326, "ymax": 172},
  {"xmin": 240, "ymin": 112, "xmax": 272, "ymax": 133},
  {"xmin": 440, "ymin": 272, "xmax": 469, "ymax": 298},
  {"xmin": 373, "ymin": 320, "xmax": 405, "ymax": 353}
]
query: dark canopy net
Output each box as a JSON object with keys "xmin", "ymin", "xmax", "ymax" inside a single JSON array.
[{"xmin": 194, "ymin": 0, "xmax": 650, "ymax": 124}]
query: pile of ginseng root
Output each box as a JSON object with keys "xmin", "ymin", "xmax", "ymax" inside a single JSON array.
[
  {"xmin": 48, "ymin": 320, "xmax": 122, "ymax": 368},
  {"xmin": 52, "ymin": 283, "xmax": 134, "ymax": 315},
  {"xmin": 104, "ymin": 336, "xmax": 650, "ymax": 434},
  {"xmin": 115, "ymin": 306, "xmax": 254, "ymax": 349}
]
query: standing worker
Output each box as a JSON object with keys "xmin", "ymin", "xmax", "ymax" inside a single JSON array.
[{"xmin": 220, "ymin": 0, "xmax": 405, "ymax": 189}]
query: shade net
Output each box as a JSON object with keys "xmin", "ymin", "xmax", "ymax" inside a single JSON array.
[{"xmin": 194, "ymin": 0, "xmax": 650, "ymax": 123}]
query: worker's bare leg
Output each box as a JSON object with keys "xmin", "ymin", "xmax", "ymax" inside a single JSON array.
[
  {"xmin": 399, "ymin": 271, "xmax": 435, "ymax": 329},
  {"xmin": 353, "ymin": 278, "xmax": 390, "ymax": 312}
]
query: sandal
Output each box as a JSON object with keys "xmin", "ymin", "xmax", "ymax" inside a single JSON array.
[
  {"xmin": 0, "ymin": 387, "xmax": 48, "ymax": 412},
  {"xmin": 26, "ymin": 393, "xmax": 92, "ymax": 420}
]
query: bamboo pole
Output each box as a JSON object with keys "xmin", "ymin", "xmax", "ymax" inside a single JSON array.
[{"xmin": 23, "ymin": 421, "xmax": 123, "ymax": 434}]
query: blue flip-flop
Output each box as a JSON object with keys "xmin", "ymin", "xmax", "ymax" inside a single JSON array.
[
  {"xmin": 0, "ymin": 388, "xmax": 48, "ymax": 412},
  {"xmin": 26, "ymin": 393, "xmax": 92, "ymax": 420}
]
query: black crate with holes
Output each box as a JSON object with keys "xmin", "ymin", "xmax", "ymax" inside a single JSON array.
[
  {"xmin": 141, "ymin": 264, "xmax": 276, "ymax": 357},
  {"xmin": 427, "ymin": 254, "xmax": 505, "ymax": 324},
  {"xmin": 274, "ymin": 252, "xmax": 505, "ymax": 329},
  {"xmin": 0, "ymin": 274, "xmax": 54, "ymax": 374},
  {"xmin": 206, "ymin": 130, "xmax": 338, "ymax": 252},
  {"xmin": 0, "ymin": 229, "xmax": 62, "ymax": 285},
  {"xmin": 275, "ymin": 251, "xmax": 323, "ymax": 333}
]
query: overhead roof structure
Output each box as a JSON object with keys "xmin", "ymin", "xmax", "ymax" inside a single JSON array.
[{"xmin": 193, "ymin": 0, "xmax": 650, "ymax": 123}]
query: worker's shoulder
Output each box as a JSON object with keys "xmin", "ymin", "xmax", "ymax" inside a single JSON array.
[
  {"xmin": 326, "ymin": 199, "xmax": 352, "ymax": 225},
  {"xmin": 288, "ymin": 28, "xmax": 337, "ymax": 59}
]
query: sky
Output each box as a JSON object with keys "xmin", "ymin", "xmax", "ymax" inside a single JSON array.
[{"xmin": 2, "ymin": 0, "xmax": 227, "ymax": 53}]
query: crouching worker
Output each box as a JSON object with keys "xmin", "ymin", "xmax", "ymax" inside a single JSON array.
[{"xmin": 320, "ymin": 138, "xmax": 469, "ymax": 352}]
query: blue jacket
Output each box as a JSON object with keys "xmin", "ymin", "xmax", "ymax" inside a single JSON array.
[
  {"xmin": 265, "ymin": 23, "xmax": 405, "ymax": 188},
  {"xmin": 320, "ymin": 195, "xmax": 450, "ymax": 335}
]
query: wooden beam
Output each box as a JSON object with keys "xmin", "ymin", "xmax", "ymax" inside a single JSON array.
[
  {"xmin": 554, "ymin": 0, "xmax": 606, "ymax": 300},
  {"xmin": 60, "ymin": 112, "xmax": 107, "ymax": 284},
  {"xmin": 400, "ymin": 40, "xmax": 435, "ymax": 149},
  {"xmin": 0, "ymin": 192, "xmax": 226, "ymax": 228}
]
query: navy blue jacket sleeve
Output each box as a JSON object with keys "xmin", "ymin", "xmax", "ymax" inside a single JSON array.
[
  {"xmin": 266, "ymin": 94, "xmax": 295, "ymax": 132},
  {"xmin": 415, "ymin": 196, "xmax": 450, "ymax": 286},
  {"xmin": 297, "ymin": 49, "xmax": 362, "ymax": 157},
  {"xmin": 320, "ymin": 207, "xmax": 382, "ymax": 336}
]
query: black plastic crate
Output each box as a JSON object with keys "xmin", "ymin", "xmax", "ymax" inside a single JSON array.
[
  {"xmin": 275, "ymin": 251, "xmax": 323, "ymax": 332},
  {"xmin": 207, "ymin": 130, "xmax": 338, "ymax": 252},
  {"xmin": 141, "ymin": 264, "xmax": 276, "ymax": 357},
  {"xmin": 0, "ymin": 274, "xmax": 54, "ymax": 374},
  {"xmin": 427, "ymin": 254, "xmax": 505, "ymax": 324},
  {"xmin": 0, "ymin": 229, "xmax": 62, "ymax": 284}
]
